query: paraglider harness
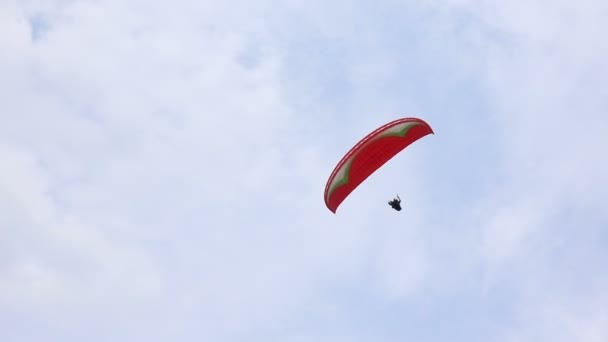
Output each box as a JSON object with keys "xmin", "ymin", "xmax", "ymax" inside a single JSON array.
[{"xmin": 388, "ymin": 195, "xmax": 402, "ymax": 211}]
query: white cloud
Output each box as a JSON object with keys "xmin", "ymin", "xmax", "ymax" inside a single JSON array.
[
  {"xmin": 1, "ymin": 0, "xmax": 607, "ymax": 341},
  {"xmin": 0, "ymin": 1, "xmax": 384, "ymax": 340},
  {"xmin": 428, "ymin": 1, "xmax": 608, "ymax": 340},
  {"xmin": 0, "ymin": 144, "xmax": 163, "ymax": 312}
]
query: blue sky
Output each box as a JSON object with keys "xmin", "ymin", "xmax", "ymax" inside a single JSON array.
[{"xmin": 1, "ymin": 0, "xmax": 607, "ymax": 341}]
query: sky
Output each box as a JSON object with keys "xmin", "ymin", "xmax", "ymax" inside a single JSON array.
[{"xmin": 1, "ymin": 0, "xmax": 607, "ymax": 341}]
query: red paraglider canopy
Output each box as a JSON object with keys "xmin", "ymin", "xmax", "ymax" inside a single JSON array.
[{"xmin": 324, "ymin": 117, "xmax": 434, "ymax": 213}]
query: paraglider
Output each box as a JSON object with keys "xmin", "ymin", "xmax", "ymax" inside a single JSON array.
[
  {"xmin": 324, "ymin": 117, "xmax": 433, "ymax": 213},
  {"xmin": 388, "ymin": 194, "xmax": 402, "ymax": 211}
]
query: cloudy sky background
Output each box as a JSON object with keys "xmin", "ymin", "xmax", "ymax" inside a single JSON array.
[{"xmin": 1, "ymin": 0, "xmax": 607, "ymax": 341}]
